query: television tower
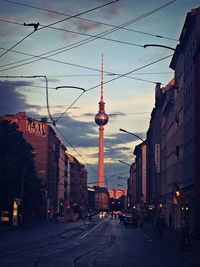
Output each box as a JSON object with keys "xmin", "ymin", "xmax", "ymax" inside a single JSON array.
[{"xmin": 95, "ymin": 54, "xmax": 109, "ymax": 187}]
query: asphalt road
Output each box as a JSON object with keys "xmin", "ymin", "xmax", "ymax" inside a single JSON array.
[{"xmin": 0, "ymin": 216, "xmax": 196, "ymax": 267}]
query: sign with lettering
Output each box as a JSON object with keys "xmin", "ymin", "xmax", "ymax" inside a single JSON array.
[
  {"xmin": 155, "ymin": 143, "xmax": 160, "ymax": 173},
  {"xmin": 26, "ymin": 119, "xmax": 46, "ymax": 136}
]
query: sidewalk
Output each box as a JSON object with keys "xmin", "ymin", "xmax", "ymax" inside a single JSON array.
[
  {"xmin": 142, "ymin": 222, "xmax": 200, "ymax": 267},
  {"xmin": 0, "ymin": 217, "xmax": 88, "ymax": 233},
  {"xmin": 0, "ymin": 218, "xmax": 57, "ymax": 234}
]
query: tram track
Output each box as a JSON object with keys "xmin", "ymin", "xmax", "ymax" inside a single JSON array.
[
  {"xmin": 0, "ymin": 223, "xmax": 90, "ymax": 258},
  {"xmin": 73, "ymin": 222, "xmax": 115, "ymax": 267},
  {"xmin": 0, "ymin": 217, "xmax": 115, "ymax": 267}
]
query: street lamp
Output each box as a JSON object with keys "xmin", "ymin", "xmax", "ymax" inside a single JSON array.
[
  {"xmin": 55, "ymin": 85, "xmax": 86, "ymax": 123},
  {"xmin": 119, "ymin": 128, "xmax": 145, "ymax": 142},
  {"xmin": 144, "ymin": 44, "xmax": 176, "ymax": 51},
  {"xmin": 56, "ymin": 86, "xmax": 86, "ymax": 91},
  {"xmin": 118, "ymin": 160, "xmax": 131, "ymax": 167}
]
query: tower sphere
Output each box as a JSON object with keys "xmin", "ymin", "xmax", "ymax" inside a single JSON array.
[{"xmin": 95, "ymin": 111, "xmax": 109, "ymax": 126}]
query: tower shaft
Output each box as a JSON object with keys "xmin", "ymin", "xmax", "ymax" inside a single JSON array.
[
  {"xmin": 98, "ymin": 125, "xmax": 105, "ymax": 187},
  {"xmin": 95, "ymin": 54, "xmax": 109, "ymax": 188}
]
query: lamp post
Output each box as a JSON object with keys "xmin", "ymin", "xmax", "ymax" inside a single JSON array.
[{"xmin": 119, "ymin": 128, "xmax": 145, "ymax": 142}]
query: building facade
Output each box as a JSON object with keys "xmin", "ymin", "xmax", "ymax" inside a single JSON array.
[
  {"xmin": 169, "ymin": 7, "xmax": 200, "ymax": 233},
  {"xmin": 128, "ymin": 162, "xmax": 137, "ymax": 209},
  {"xmin": 0, "ymin": 112, "xmax": 88, "ymax": 221},
  {"xmin": 66, "ymin": 153, "xmax": 88, "ymax": 218},
  {"xmin": 134, "ymin": 141, "xmax": 147, "ymax": 220},
  {"xmin": 109, "ymin": 189, "xmax": 126, "ymax": 199},
  {"xmin": 94, "ymin": 186, "xmax": 109, "ymax": 211}
]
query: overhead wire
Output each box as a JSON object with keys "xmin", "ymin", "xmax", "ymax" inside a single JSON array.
[
  {"xmin": 0, "ymin": 17, "xmax": 162, "ymax": 70},
  {"xmin": 1, "ymin": 0, "xmax": 177, "ymax": 170},
  {"xmin": 0, "ymin": 47, "xmax": 167, "ymax": 85},
  {"xmin": 0, "ymin": 18, "xmax": 144, "ymax": 49},
  {"xmin": 33, "ymin": 0, "xmax": 119, "ymax": 31},
  {"xmin": 3, "ymin": 0, "xmax": 178, "ymax": 42},
  {"xmin": 0, "ymin": 0, "xmax": 177, "ymax": 72},
  {"xmin": 0, "ymin": 0, "xmax": 176, "ymax": 180},
  {"xmin": 54, "ymin": 54, "xmax": 173, "ymax": 122},
  {"xmin": 0, "ymin": 0, "xmax": 119, "ymax": 59},
  {"xmin": 54, "ymin": 125, "xmax": 98, "ymax": 175},
  {"xmin": 0, "ymin": 53, "xmax": 169, "ymax": 173},
  {"xmin": 0, "ymin": 54, "xmax": 172, "ymax": 124},
  {"xmin": 54, "ymin": 90, "xmax": 85, "ymax": 124},
  {"xmin": 45, "ymin": 72, "xmax": 173, "ymax": 77},
  {"xmin": 0, "ymin": 46, "xmax": 167, "ymax": 86},
  {"xmin": 0, "ymin": 30, "xmax": 35, "ymax": 59},
  {"xmin": 0, "ymin": 75, "xmax": 86, "ymax": 125},
  {"xmin": 0, "ymin": 52, "xmax": 174, "ymax": 127},
  {"xmin": 53, "ymin": 125, "xmax": 133, "ymax": 179},
  {"xmin": 85, "ymin": 54, "xmax": 173, "ymax": 93},
  {"xmin": 0, "ymin": 79, "xmax": 55, "ymax": 90}
]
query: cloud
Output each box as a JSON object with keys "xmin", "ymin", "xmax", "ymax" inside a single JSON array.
[
  {"xmin": 107, "ymin": 6, "xmax": 124, "ymax": 16},
  {"xmin": 0, "ymin": 16, "xmax": 24, "ymax": 41},
  {"xmin": 74, "ymin": 21, "xmax": 101, "ymax": 33},
  {"xmin": 0, "ymin": 80, "xmax": 136, "ymax": 189},
  {"xmin": 42, "ymin": 0, "xmax": 62, "ymax": 19},
  {"xmin": 96, "ymin": 0, "xmax": 125, "ymax": 18},
  {"xmin": 0, "ymin": 80, "xmax": 32, "ymax": 115},
  {"xmin": 56, "ymin": 116, "xmax": 98, "ymax": 147},
  {"xmin": 105, "ymin": 145, "xmax": 133, "ymax": 161}
]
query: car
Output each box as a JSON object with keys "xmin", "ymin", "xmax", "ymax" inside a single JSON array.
[
  {"xmin": 123, "ymin": 213, "xmax": 138, "ymax": 228},
  {"xmin": 99, "ymin": 211, "xmax": 106, "ymax": 219}
]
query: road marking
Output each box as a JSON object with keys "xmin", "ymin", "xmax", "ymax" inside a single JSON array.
[{"xmin": 80, "ymin": 221, "xmax": 103, "ymax": 239}]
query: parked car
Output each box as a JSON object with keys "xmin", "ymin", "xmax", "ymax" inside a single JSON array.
[{"xmin": 123, "ymin": 213, "xmax": 138, "ymax": 228}]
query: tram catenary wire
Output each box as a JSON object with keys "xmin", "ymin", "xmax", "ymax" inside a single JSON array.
[{"xmin": 0, "ymin": 0, "xmax": 177, "ymax": 71}]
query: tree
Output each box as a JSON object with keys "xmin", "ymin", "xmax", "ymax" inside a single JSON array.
[{"xmin": 0, "ymin": 120, "xmax": 45, "ymax": 219}]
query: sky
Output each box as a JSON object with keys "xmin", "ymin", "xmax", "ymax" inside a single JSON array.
[{"xmin": 0, "ymin": 0, "xmax": 200, "ymax": 189}]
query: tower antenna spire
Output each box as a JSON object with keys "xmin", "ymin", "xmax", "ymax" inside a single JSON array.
[{"xmin": 101, "ymin": 53, "xmax": 104, "ymax": 101}]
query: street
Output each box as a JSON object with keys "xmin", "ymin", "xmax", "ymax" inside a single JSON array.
[{"xmin": 0, "ymin": 215, "xmax": 197, "ymax": 267}]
